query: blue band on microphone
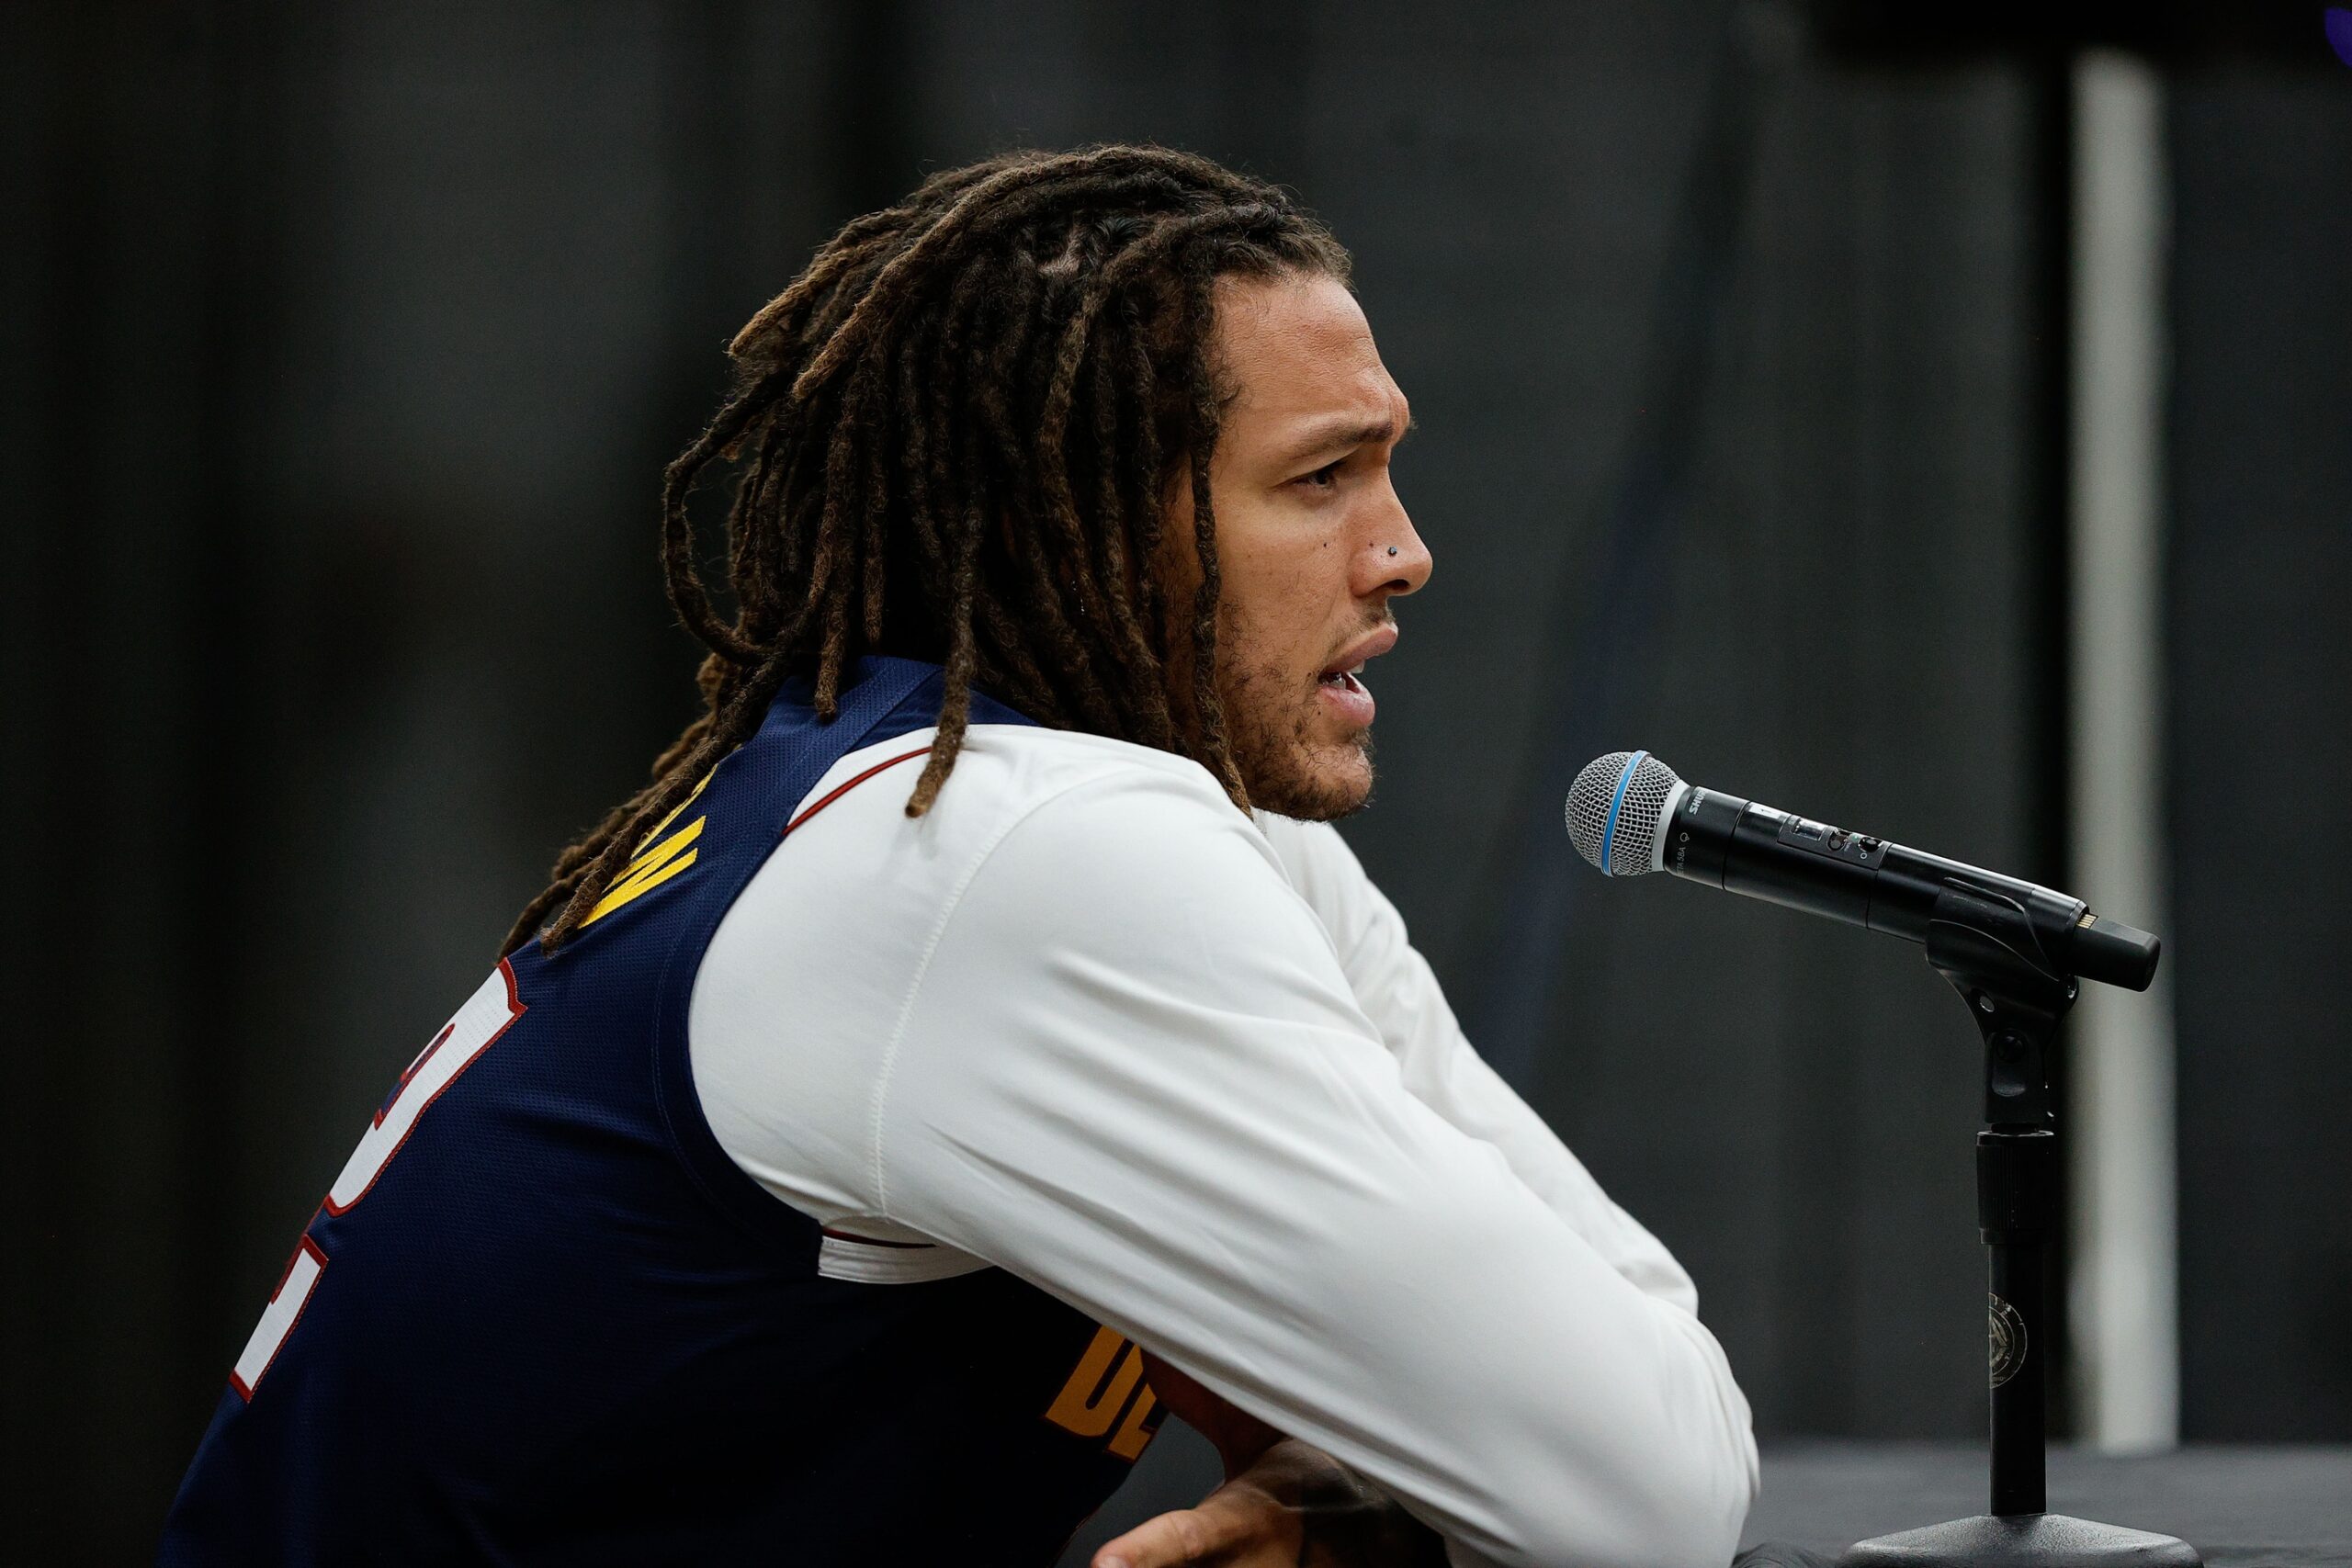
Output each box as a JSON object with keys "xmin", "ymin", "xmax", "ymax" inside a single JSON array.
[{"xmin": 1599, "ymin": 750, "xmax": 1647, "ymax": 877}]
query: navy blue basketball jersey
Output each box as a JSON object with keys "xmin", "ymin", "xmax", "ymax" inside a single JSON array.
[{"xmin": 162, "ymin": 657, "xmax": 1168, "ymax": 1567}]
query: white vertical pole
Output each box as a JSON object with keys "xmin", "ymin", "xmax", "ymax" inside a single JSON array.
[{"xmin": 2067, "ymin": 50, "xmax": 2178, "ymax": 1452}]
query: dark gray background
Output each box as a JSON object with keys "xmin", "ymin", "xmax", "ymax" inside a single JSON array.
[{"xmin": 4, "ymin": 3, "xmax": 2346, "ymax": 1562}]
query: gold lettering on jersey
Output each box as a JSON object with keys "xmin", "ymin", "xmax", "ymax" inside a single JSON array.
[
  {"xmin": 1106, "ymin": 1382, "xmax": 1162, "ymax": 1460},
  {"xmin": 582, "ymin": 814, "xmax": 706, "ymax": 927},
  {"xmin": 578, "ymin": 767, "xmax": 720, "ymax": 929},
  {"xmin": 634, "ymin": 770, "xmax": 714, "ymax": 852},
  {"xmin": 1045, "ymin": 1326, "xmax": 1139, "ymax": 1438},
  {"xmin": 1044, "ymin": 1325, "xmax": 1161, "ymax": 1461}
]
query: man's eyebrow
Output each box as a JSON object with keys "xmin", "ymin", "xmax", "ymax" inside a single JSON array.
[{"xmin": 1272, "ymin": 411, "xmax": 1417, "ymax": 467}]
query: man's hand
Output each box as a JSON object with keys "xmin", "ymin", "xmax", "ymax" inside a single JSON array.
[
  {"xmin": 1091, "ymin": 1438, "xmax": 1447, "ymax": 1568},
  {"xmin": 1090, "ymin": 1442, "xmax": 1306, "ymax": 1568},
  {"xmin": 1094, "ymin": 1356, "xmax": 1446, "ymax": 1568}
]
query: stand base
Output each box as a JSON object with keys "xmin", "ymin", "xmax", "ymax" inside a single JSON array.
[{"xmin": 1838, "ymin": 1514, "xmax": 2201, "ymax": 1568}]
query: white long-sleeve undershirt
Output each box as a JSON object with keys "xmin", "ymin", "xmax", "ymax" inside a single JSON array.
[{"xmin": 690, "ymin": 723, "xmax": 1758, "ymax": 1568}]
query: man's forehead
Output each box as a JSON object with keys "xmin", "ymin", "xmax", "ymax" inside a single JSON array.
[{"xmin": 1215, "ymin": 273, "xmax": 1404, "ymax": 430}]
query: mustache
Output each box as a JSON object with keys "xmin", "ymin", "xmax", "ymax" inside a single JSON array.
[{"xmin": 1320, "ymin": 615, "xmax": 1397, "ymax": 668}]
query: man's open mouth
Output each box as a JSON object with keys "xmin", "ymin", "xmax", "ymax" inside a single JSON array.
[{"xmin": 1317, "ymin": 624, "xmax": 1398, "ymax": 695}]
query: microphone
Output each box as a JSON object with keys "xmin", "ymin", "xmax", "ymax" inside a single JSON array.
[{"xmin": 1566, "ymin": 750, "xmax": 2160, "ymax": 991}]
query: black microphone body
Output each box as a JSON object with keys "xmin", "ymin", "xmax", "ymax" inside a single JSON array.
[{"xmin": 1572, "ymin": 753, "xmax": 2160, "ymax": 992}]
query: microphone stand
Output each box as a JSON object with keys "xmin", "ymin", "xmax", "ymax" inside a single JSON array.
[{"xmin": 1838, "ymin": 880, "xmax": 2199, "ymax": 1568}]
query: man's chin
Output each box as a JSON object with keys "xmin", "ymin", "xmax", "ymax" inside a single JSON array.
[{"xmin": 1241, "ymin": 739, "xmax": 1375, "ymax": 822}]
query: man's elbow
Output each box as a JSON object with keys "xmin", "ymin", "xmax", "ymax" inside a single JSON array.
[
  {"xmin": 1315, "ymin": 1201, "xmax": 1758, "ymax": 1567},
  {"xmin": 1619, "ymin": 1306, "xmax": 1758, "ymax": 1566},
  {"xmin": 1498, "ymin": 1428, "xmax": 1753, "ymax": 1568},
  {"xmin": 1472, "ymin": 1345, "xmax": 1755, "ymax": 1568},
  {"xmin": 1647, "ymin": 1420, "xmax": 1758, "ymax": 1568}
]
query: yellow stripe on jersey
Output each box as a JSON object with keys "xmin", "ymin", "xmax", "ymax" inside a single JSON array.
[
  {"xmin": 634, "ymin": 769, "xmax": 715, "ymax": 854},
  {"xmin": 582, "ymin": 814, "xmax": 706, "ymax": 928}
]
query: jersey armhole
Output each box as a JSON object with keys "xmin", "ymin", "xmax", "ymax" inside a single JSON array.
[{"xmin": 645, "ymin": 668, "xmax": 1041, "ymax": 1257}]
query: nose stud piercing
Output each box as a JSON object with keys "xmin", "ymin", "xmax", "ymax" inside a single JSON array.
[{"xmin": 1386, "ymin": 546, "xmax": 1398, "ymax": 557}]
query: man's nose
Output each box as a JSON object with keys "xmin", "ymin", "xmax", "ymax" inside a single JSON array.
[{"xmin": 1366, "ymin": 507, "xmax": 1432, "ymax": 598}]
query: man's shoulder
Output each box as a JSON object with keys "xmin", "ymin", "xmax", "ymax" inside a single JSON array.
[
  {"xmin": 803, "ymin": 721, "xmax": 1255, "ymax": 858},
  {"xmin": 705, "ymin": 721, "xmax": 1309, "ymax": 1043}
]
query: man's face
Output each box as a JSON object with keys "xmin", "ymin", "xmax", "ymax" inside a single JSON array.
[{"xmin": 1174, "ymin": 270, "xmax": 1430, "ymax": 820}]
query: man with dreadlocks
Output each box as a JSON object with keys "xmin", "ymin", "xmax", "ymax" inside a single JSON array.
[{"xmin": 163, "ymin": 146, "xmax": 1758, "ymax": 1568}]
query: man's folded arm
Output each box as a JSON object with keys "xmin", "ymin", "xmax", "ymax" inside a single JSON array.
[
  {"xmin": 1256, "ymin": 812, "xmax": 1705, "ymax": 1313},
  {"xmin": 872, "ymin": 773, "xmax": 1758, "ymax": 1568}
]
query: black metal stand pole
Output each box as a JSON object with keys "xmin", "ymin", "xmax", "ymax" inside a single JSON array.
[
  {"xmin": 1982, "ymin": 1126, "xmax": 2052, "ymax": 1517},
  {"xmin": 1838, "ymin": 881, "xmax": 2199, "ymax": 1568}
]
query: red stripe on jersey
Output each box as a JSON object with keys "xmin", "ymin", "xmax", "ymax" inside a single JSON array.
[
  {"xmin": 820, "ymin": 1227, "xmax": 936, "ymax": 1250},
  {"xmin": 784, "ymin": 745, "xmax": 933, "ymax": 837}
]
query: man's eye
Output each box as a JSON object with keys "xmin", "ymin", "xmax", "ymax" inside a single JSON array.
[{"xmin": 1297, "ymin": 460, "xmax": 1343, "ymax": 489}]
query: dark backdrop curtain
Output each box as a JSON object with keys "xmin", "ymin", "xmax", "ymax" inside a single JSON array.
[{"xmin": 5, "ymin": 6, "xmax": 2346, "ymax": 1563}]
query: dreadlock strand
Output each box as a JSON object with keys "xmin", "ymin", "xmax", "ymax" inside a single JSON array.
[
  {"xmin": 727, "ymin": 168, "xmax": 979, "ymax": 360},
  {"xmin": 954, "ymin": 412, "xmax": 1065, "ymax": 722},
  {"xmin": 812, "ymin": 573, "xmax": 854, "ymax": 719},
  {"xmin": 754, "ymin": 156, "xmax": 1020, "ymax": 357},
  {"xmin": 1034, "ymin": 210, "xmax": 1259, "ymax": 693},
  {"xmin": 737, "ymin": 438, "xmax": 799, "ymax": 632},
  {"xmin": 770, "ymin": 420, "xmax": 824, "ymax": 579},
  {"xmin": 503, "ymin": 656, "xmax": 732, "ymax": 953},
  {"xmin": 789, "ymin": 156, "xmax": 1083, "ymax": 399},
  {"xmin": 903, "ymin": 489, "xmax": 990, "ymax": 819},
  {"xmin": 846, "ymin": 352, "xmax": 896, "ymax": 644},
  {"xmin": 961, "ymin": 271, "xmax": 1123, "ymax": 730},
  {"xmin": 1114, "ymin": 295, "xmax": 1173, "ymax": 664},
  {"xmin": 1176, "ymin": 254, "xmax": 1247, "ymax": 803},
  {"xmin": 540, "ymin": 652, "xmax": 790, "ymax": 946},
  {"xmin": 658, "ymin": 367, "xmax": 793, "ymax": 664},
  {"xmin": 725, "ymin": 421, "xmax": 786, "ymax": 599},
  {"xmin": 1083, "ymin": 311, "xmax": 1172, "ymax": 747},
  {"xmin": 792, "ymin": 147, "xmax": 1210, "ymax": 402},
  {"xmin": 893, "ymin": 319, "xmax": 951, "ymax": 615}
]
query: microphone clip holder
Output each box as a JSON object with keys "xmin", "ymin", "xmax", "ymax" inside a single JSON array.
[
  {"xmin": 1837, "ymin": 881, "xmax": 2199, "ymax": 1568},
  {"xmin": 1926, "ymin": 875, "xmax": 2074, "ymax": 1130}
]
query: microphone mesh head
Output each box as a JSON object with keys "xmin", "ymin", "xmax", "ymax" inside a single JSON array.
[{"xmin": 1566, "ymin": 750, "xmax": 1682, "ymax": 876}]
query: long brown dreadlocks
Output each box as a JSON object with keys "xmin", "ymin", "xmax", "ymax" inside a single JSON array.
[{"xmin": 506, "ymin": 144, "xmax": 1353, "ymax": 954}]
